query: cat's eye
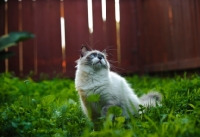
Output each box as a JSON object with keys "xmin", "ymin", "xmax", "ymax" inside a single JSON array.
[
  {"xmin": 90, "ymin": 53, "xmax": 96, "ymax": 58},
  {"xmin": 91, "ymin": 54, "xmax": 94, "ymax": 58}
]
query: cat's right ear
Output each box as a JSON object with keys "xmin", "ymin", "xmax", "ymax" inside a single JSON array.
[{"xmin": 81, "ymin": 45, "xmax": 89, "ymax": 57}]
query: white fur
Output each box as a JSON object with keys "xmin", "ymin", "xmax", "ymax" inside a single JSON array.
[{"xmin": 75, "ymin": 48, "xmax": 162, "ymax": 120}]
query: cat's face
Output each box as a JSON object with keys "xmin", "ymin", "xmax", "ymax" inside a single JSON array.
[{"xmin": 77, "ymin": 46, "xmax": 110, "ymax": 70}]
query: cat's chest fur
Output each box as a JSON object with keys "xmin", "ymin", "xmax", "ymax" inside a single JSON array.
[
  {"xmin": 75, "ymin": 69, "xmax": 116, "ymax": 105},
  {"xmin": 76, "ymin": 69, "xmax": 108, "ymax": 91}
]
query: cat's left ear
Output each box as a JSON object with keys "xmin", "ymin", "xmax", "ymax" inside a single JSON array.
[
  {"xmin": 102, "ymin": 49, "xmax": 107, "ymax": 55},
  {"xmin": 81, "ymin": 45, "xmax": 89, "ymax": 57}
]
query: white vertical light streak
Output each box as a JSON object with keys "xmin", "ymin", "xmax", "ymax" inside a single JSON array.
[
  {"xmin": 115, "ymin": 0, "xmax": 120, "ymax": 22},
  {"xmin": 60, "ymin": 17, "xmax": 66, "ymax": 49},
  {"xmin": 115, "ymin": 0, "xmax": 121, "ymax": 65},
  {"xmin": 101, "ymin": 0, "xmax": 106, "ymax": 22},
  {"xmin": 87, "ymin": 0, "xmax": 93, "ymax": 34}
]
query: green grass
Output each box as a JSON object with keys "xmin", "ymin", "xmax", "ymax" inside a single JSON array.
[{"xmin": 0, "ymin": 73, "xmax": 200, "ymax": 137}]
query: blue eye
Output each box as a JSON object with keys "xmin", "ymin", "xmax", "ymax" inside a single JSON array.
[
  {"xmin": 90, "ymin": 53, "xmax": 97, "ymax": 58},
  {"xmin": 90, "ymin": 54, "xmax": 94, "ymax": 58}
]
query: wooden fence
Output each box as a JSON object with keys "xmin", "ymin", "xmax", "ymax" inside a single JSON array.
[
  {"xmin": 0, "ymin": 0, "xmax": 200, "ymax": 78},
  {"xmin": 139, "ymin": 0, "xmax": 200, "ymax": 72}
]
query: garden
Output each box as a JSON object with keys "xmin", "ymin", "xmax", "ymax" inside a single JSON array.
[
  {"xmin": 1, "ymin": 1, "xmax": 200, "ymax": 136},
  {"xmin": 1, "ymin": 72, "xmax": 200, "ymax": 137}
]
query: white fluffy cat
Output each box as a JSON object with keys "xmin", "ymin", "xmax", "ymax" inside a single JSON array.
[{"xmin": 75, "ymin": 46, "xmax": 162, "ymax": 121}]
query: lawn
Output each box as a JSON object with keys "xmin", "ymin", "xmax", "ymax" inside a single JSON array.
[{"xmin": 0, "ymin": 72, "xmax": 200, "ymax": 137}]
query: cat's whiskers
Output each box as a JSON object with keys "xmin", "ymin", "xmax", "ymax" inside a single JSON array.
[
  {"xmin": 109, "ymin": 63, "xmax": 125, "ymax": 73},
  {"xmin": 108, "ymin": 59, "xmax": 118, "ymax": 63},
  {"xmin": 102, "ymin": 46, "xmax": 116, "ymax": 52}
]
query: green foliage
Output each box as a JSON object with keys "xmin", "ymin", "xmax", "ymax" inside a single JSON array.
[
  {"xmin": 1, "ymin": 73, "xmax": 200, "ymax": 136},
  {"xmin": 0, "ymin": 73, "xmax": 87, "ymax": 136},
  {"xmin": 107, "ymin": 106, "xmax": 122, "ymax": 117},
  {"xmin": 87, "ymin": 94, "xmax": 100, "ymax": 102},
  {"xmin": 0, "ymin": 31, "xmax": 34, "ymax": 60}
]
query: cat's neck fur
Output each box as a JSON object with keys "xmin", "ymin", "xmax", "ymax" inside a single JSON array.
[{"xmin": 75, "ymin": 63, "xmax": 109, "ymax": 91}]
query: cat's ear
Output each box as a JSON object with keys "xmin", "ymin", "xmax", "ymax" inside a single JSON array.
[
  {"xmin": 102, "ymin": 49, "xmax": 107, "ymax": 56},
  {"xmin": 81, "ymin": 45, "xmax": 89, "ymax": 57}
]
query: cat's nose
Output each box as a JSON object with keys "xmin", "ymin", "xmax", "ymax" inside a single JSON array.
[{"xmin": 98, "ymin": 56, "xmax": 102, "ymax": 60}]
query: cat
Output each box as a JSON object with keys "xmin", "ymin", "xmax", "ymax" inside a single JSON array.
[{"xmin": 75, "ymin": 46, "xmax": 162, "ymax": 121}]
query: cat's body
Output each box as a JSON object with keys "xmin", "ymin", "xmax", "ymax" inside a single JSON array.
[{"xmin": 75, "ymin": 46, "xmax": 162, "ymax": 121}]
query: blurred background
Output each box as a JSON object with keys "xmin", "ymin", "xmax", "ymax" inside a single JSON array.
[{"xmin": 0, "ymin": 0, "xmax": 200, "ymax": 78}]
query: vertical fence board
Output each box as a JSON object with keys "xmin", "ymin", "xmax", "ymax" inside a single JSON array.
[
  {"xmin": 166, "ymin": 0, "xmax": 174, "ymax": 63},
  {"xmin": 0, "ymin": 2, "xmax": 5, "ymax": 36},
  {"xmin": 181, "ymin": 0, "xmax": 193, "ymax": 60},
  {"xmin": 35, "ymin": 0, "xmax": 62, "ymax": 78},
  {"xmin": 142, "ymin": 1, "xmax": 151, "ymax": 65},
  {"xmin": 21, "ymin": 1, "xmax": 35, "ymax": 76},
  {"xmin": 64, "ymin": 0, "xmax": 89, "ymax": 78},
  {"xmin": 48, "ymin": 0, "xmax": 62, "ymax": 75},
  {"xmin": 106, "ymin": 0, "xmax": 118, "ymax": 71},
  {"xmin": 7, "ymin": 1, "xmax": 20, "ymax": 75},
  {"xmin": 136, "ymin": 0, "xmax": 145, "ymax": 73},
  {"xmin": 120, "ymin": 0, "xmax": 138, "ymax": 72},
  {"xmin": 195, "ymin": 0, "xmax": 200, "ymax": 54},
  {"xmin": 92, "ymin": 0, "xmax": 105, "ymax": 50},
  {"xmin": 139, "ymin": 1, "xmax": 148, "ymax": 68},
  {"xmin": 172, "ymin": 0, "xmax": 185, "ymax": 61},
  {"xmin": 189, "ymin": 0, "xmax": 198, "ymax": 58},
  {"xmin": 0, "ymin": 2, "xmax": 5, "ymax": 72},
  {"xmin": 35, "ymin": 1, "xmax": 50, "ymax": 76},
  {"xmin": 157, "ymin": 0, "xmax": 170, "ymax": 64},
  {"xmin": 150, "ymin": 0, "xmax": 160, "ymax": 64}
]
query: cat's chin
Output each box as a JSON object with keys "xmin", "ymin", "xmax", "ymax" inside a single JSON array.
[
  {"xmin": 93, "ymin": 62, "xmax": 107, "ymax": 70},
  {"xmin": 93, "ymin": 65, "xmax": 104, "ymax": 70}
]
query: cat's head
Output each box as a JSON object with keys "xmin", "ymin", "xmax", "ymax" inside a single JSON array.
[{"xmin": 76, "ymin": 46, "xmax": 110, "ymax": 71}]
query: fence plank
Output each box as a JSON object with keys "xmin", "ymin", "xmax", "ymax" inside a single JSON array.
[
  {"xmin": 167, "ymin": 0, "xmax": 175, "ymax": 62},
  {"xmin": 35, "ymin": 0, "xmax": 62, "ymax": 78},
  {"xmin": 181, "ymin": 0, "xmax": 194, "ymax": 60},
  {"xmin": 92, "ymin": 0, "xmax": 105, "ymax": 50},
  {"xmin": 120, "ymin": 0, "xmax": 138, "ymax": 72},
  {"xmin": 34, "ymin": 1, "xmax": 50, "ymax": 76},
  {"xmin": 171, "ymin": 0, "xmax": 185, "ymax": 61},
  {"xmin": 136, "ymin": 0, "xmax": 145, "ymax": 73},
  {"xmin": 195, "ymin": 0, "xmax": 200, "ymax": 55},
  {"xmin": 141, "ymin": 0, "xmax": 152, "ymax": 65},
  {"xmin": 159, "ymin": 0, "xmax": 172, "ymax": 64},
  {"xmin": 189, "ymin": 0, "xmax": 198, "ymax": 58},
  {"xmin": 106, "ymin": 0, "xmax": 118, "ymax": 72},
  {"xmin": 64, "ymin": 0, "xmax": 89, "ymax": 78},
  {"xmin": 0, "ymin": 2, "xmax": 5, "ymax": 36},
  {"xmin": 0, "ymin": 2, "xmax": 5, "ymax": 72},
  {"xmin": 48, "ymin": 0, "xmax": 62, "ymax": 76},
  {"xmin": 149, "ymin": 0, "xmax": 160, "ymax": 65},
  {"xmin": 7, "ymin": 0, "xmax": 20, "ymax": 75},
  {"xmin": 21, "ymin": 1, "xmax": 35, "ymax": 76}
]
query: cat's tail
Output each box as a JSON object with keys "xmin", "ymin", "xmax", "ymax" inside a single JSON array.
[{"xmin": 139, "ymin": 91, "xmax": 162, "ymax": 107}]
